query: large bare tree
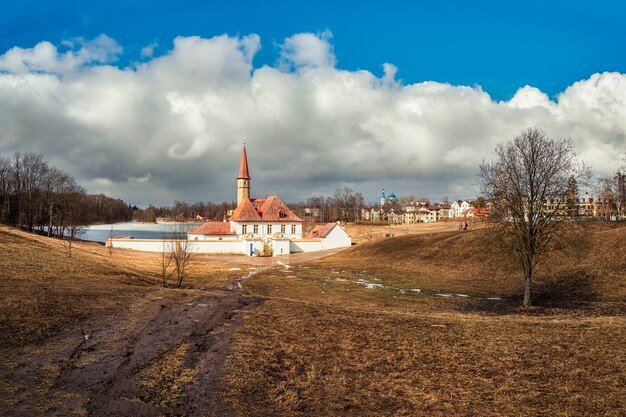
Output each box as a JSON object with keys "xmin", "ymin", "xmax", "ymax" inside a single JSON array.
[{"xmin": 479, "ymin": 127, "xmax": 589, "ymax": 306}]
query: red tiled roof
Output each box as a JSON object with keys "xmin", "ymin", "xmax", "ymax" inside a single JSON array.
[
  {"xmin": 189, "ymin": 221, "xmax": 234, "ymax": 235},
  {"xmin": 230, "ymin": 195, "xmax": 303, "ymax": 222},
  {"xmin": 231, "ymin": 198, "xmax": 262, "ymax": 221},
  {"xmin": 466, "ymin": 207, "xmax": 489, "ymax": 217},
  {"xmin": 238, "ymin": 145, "xmax": 250, "ymax": 179},
  {"xmin": 304, "ymin": 223, "xmax": 336, "ymax": 239},
  {"xmin": 257, "ymin": 196, "xmax": 303, "ymax": 222}
]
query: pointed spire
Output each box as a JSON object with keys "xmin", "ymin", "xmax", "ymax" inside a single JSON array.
[{"xmin": 238, "ymin": 143, "xmax": 250, "ymax": 179}]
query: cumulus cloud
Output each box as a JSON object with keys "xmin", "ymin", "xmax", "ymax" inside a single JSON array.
[
  {"xmin": 278, "ymin": 30, "xmax": 336, "ymax": 70},
  {"xmin": 0, "ymin": 33, "xmax": 625, "ymax": 206},
  {"xmin": 0, "ymin": 34, "xmax": 121, "ymax": 74}
]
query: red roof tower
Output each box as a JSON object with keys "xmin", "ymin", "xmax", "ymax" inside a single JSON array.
[{"xmin": 237, "ymin": 144, "xmax": 251, "ymax": 206}]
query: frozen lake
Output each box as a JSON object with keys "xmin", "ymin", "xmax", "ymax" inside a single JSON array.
[{"xmin": 75, "ymin": 222, "xmax": 199, "ymax": 243}]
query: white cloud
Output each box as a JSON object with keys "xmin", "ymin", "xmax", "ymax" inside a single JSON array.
[
  {"xmin": 0, "ymin": 34, "xmax": 121, "ymax": 74},
  {"xmin": 0, "ymin": 33, "xmax": 625, "ymax": 206},
  {"xmin": 508, "ymin": 85, "xmax": 554, "ymax": 110},
  {"xmin": 140, "ymin": 40, "xmax": 158, "ymax": 58},
  {"xmin": 278, "ymin": 30, "xmax": 336, "ymax": 70}
]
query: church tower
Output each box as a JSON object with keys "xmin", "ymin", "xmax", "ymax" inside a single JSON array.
[{"xmin": 237, "ymin": 144, "xmax": 251, "ymax": 206}]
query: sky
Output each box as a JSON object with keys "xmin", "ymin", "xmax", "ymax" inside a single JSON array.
[{"xmin": 1, "ymin": 1, "xmax": 625, "ymax": 206}]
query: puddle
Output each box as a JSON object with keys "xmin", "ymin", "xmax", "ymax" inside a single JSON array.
[
  {"xmin": 301, "ymin": 272, "xmax": 504, "ymax": 301},
  {"xmin": 275, "ymin": 261, "xmax": 291, "ymax": 269},
  {"xmin": 356, "ymin": 279, "xmax": 385, "ymax": 289}
]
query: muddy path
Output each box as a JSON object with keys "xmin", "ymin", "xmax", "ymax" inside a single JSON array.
[
  {"xmin": 0, "ymin": 246, "xmax": 345, "ymax": 416},
  {"xmin": 0, "ymin": 287, "xmax": 262, "ymax": 416}
]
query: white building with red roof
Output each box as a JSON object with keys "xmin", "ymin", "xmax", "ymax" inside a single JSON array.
[
  {"xmin": 109, "ymin": 144, "xmax": 350, "ymax": 256},
  {"xmin": 185, "ymin": 144, "xmax": 351, "ymax": 256}
]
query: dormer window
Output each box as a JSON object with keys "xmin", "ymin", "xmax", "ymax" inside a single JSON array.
[{"xmin": 279, "ymin": 211, "xmax": 287, "ymax": 219}]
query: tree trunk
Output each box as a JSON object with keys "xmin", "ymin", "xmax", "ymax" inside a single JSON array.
[
  {"xmin": 523, "ymin": 269, "xmax": 532, "ymax": 306},
  {"xmin": 48, "ymin": 203, "xmax": 53, "ymax": 237}
]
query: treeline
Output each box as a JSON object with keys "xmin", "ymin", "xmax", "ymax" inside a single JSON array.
[
  {"xmin": 134, "ymin": 187, "xmax": 368, "ymax": 224},
  {"xmin": 134, "ymin": 200, "xmax": 238, "ymax": 222},
  {"xmin": 294, "ymin": 187, "xmax": 365, "ymax": 223},
  {"xmin": 0, "ymin": 152, "xmax": 133, "ymax": 236}
]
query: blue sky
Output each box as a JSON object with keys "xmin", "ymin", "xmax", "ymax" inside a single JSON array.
[
  {"xmin": 1, "ymin": 1, "xmax": 625, "ymax": 205},
  {"xmin": 2, "ymin": 0, "xmax": 625, "ymax": 101}
]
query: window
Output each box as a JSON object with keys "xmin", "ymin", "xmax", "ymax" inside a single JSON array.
[
  {"xmin": 291, "ymin": 225, "xmax": 296, "ymax": 234},
  {"xmin": 242, "ymin": 225, "xmax": 247, "ymax": 234},
  {"xmin": 267, "ymin": 225, "xmax": 272, "ymax": 234},
  {"xmin": 281, "ymin": 224, "xmax": 286, "ymax": 234},
  {"xmin": 253, "ymin": 224, "xmax": 258, "ymax": 234},
  {"xmin": 279, "ymin": 211, "xmax": 287, "ymax": 219}
]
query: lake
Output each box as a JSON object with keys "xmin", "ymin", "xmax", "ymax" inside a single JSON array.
[{"xmin": 76, "ymin": 222, "xmax": 199, "ymax": 243}]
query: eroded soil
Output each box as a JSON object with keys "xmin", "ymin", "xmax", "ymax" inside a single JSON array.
[{"xmin": 0, "ymin": 287, "xmax": 261, "ymax": 416}]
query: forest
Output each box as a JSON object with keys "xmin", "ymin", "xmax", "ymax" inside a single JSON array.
[{"xmin": 0, "ymin": 152, "xmax": 133, "ymax": 237}]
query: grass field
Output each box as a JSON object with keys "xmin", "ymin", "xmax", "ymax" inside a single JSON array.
[
  {"xmin": 226, "ymin": 222, "xmax": 626, "ymax": 416},
  {"xmin": 1, "ymin": 222, "xmax": 625, "ymax": 416}
]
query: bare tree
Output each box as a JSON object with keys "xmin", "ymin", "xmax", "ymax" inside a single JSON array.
[
  {"xmin": 42, "ymin": 167, "xmax": 73, "ymax": 237},
  {"xmin": 108, "ymin": 225, "xmax": 115, "ymax": 263},
  {"xmin": 0, "ymin": 157, "xmax": 11, "ymax": 223},
  {"xmin": 479, "ymin": 127, "xmax": 589, "ymax": 306},
  {"xmin": 398, "ymin": 195, "xmax": 416, "ymax": 208},
  {"xmin": 19, "ymin": 152, "xmax": 48, "ymax": 231},
  {"xmin": 170, "ymin": 224, "xmax": 194, "ymax": 288},
  {"xmin": 156, "ymin": 228, "xmax": 175, "ymax": 287},
  {"xmin": 60, "ymin": 184, "xmax": 88, "ymax": 258}
]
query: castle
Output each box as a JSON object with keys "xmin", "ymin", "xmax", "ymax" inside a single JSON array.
[
  {"xmin": 108, "ymin": 144, "xmax": 351, "ymax": 256},
  {"xmin": 186, "ymin": 144, "xmax": 351, "ymax": 256}
]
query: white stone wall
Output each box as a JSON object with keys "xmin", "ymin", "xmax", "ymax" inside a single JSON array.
[
  {"xmin": 242, "ymin": 238, "xmax": 264, "ymax": 256},
  {"xmin": 108, "ymin": 224, "xmax": 350, "ymax": 257},
  {"xmin": 289, "ymin": 239, "xmax": 323, "ymax": 253},
  {"xmin": 290, "ymin": 225, "xmax": 352, "ymax": 253},
  {"xmin": 108, "ymin": 238, "xmax": 243, "ymax": 254},
  {"xmin": 321, "ymin": 225, "xmax": 352, "ymax": 249},
  {"xmin": 272, "ymin": 239, "xmax": 291, "ymax": 256}
]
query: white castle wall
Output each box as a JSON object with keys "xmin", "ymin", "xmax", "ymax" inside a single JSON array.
[
  {"xmin": 108, "ymin": 223, "xmax": 351, "ymax": 256},
  {"xmin": 289, "ymin": 239, "xmax": 323, "ymax": 253},
  {"xmin": 107, "ymin": 238, "xmax": 243, "ymax": 254},
  {"xmin": 321, "ymin": 225, "xmax": 352, "ymax": 249}
]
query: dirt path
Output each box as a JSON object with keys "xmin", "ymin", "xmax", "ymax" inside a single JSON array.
[
  {"xmin": 0, "ymin": 232, "xmax": 348, "ymax": 417},
  {"xmin": 0, "ymin": 287, "xmax": 262, "ymax": 416}
]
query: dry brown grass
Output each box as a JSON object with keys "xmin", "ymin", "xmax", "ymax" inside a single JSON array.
[
  {"xmin": 319, "ymin": 221, "xmax": 626, "ymax": 301},
  {"xmin": 227, "ymin": 300, "xmax": 626, "ymax": 416},
  {"xmin": 344, "ymin": 221, "xmax": 459, "ymax": 244},
  {"xmin": 0, "ymin": 226, "xmax": 151, "ymax": 348},
  {"xmin": 0, "ymin": 225, "xmax": 244, "ymax": 348},
  {"xmin": 2, "ymin": 221, "xmax": 625, "ymax": 416},
  {"xmin": 140, "ymin": 341, "xmax": 199, "ymax": 410},
  {"xmin": 225, "ymin": 221, "xmax": 626, "ymax": 416}
]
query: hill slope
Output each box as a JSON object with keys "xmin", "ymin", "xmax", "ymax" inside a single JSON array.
[{"xmin": 316, "ymin": 221, "xmax": 626, "ymax": 301}]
